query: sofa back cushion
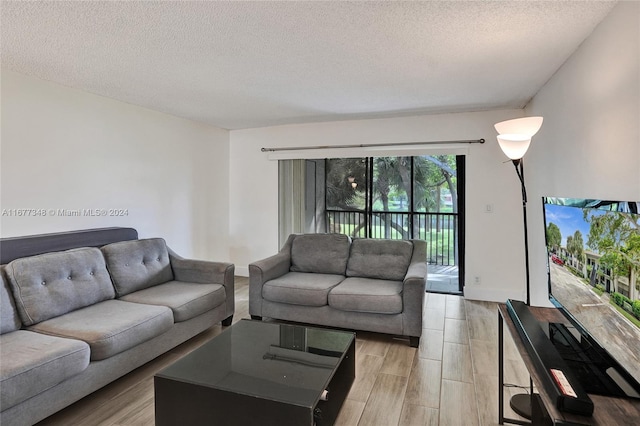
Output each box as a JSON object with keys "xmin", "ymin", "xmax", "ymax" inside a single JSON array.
[
  {"xmin": 101, "ymin": 238, "xmax": 174, "ymax": 297},
  {"xmin": 346, "ymin": 239, "xmax": 414, "ymax": 281},
  {"xmin": 4, "ymin": 248, "xmax": 115, "ymax": 326},
  {"xmin": 290, "ymin": 234, "xmax": 351, "ymax": 275},
  {"xmin": 1, "ymin": 267, "xmax": 22, "ymax": 334}
]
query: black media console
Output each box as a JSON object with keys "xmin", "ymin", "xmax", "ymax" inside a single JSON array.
[
  {"xmin": 498, "ymin": 303, "xmax": 640, "ymax": 425},
  {"xmin": 506, "ymin": 299, "xmax": 594, "ymax": 416}
]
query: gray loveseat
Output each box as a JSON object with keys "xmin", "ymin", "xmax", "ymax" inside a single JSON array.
[
  {"xmin": 0, "ymin": 228, "xmax": 234, "ymax": 426},
  {"xmin": 249, "ymin": 234, "xmax": 427, "ymax": 347}
]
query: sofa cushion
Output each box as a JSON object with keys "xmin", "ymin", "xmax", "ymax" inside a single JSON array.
[
  {"xmin": 28, "ymin": 299, "xmax": 173, "ymax": 361},
  {"xmin": 1, "ymin": 268, "xmax": 22, "ymax": 334},
  {"xmin": 328, "ymin": 277, "xmax": 403, "ymax": 314},
  {"xmin": 290, "ymin": 234, "xmax": 351, "ymax": 275},
  {"xmin": 101, "ymin": 238, "xmax": 174, "ymax": 297},
  {"xmin": 346, "ymin": 239, "xmax": 413, "ymax": 281},
  {"xmin": 119, "ymin": 281, "xmax": 226, "ymax": 322},
  {"xmin": 5, "ymin": 248, "xmax": 116, "ymax": 326},
  {"xmin": 263, "ymin": 272, "xmax": 345, "ymax": 307},
  {"xmin": 0, "ymin": 330, "xmax": 90, "ymax": 411}
]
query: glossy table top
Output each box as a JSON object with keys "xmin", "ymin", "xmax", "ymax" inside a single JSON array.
[{"xmin": 156, "ymin": 319, "xmax": 355, "ymax": 408}]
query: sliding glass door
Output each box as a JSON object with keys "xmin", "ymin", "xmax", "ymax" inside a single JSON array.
[{"xmin": 279, "ymin": 155, "xmax": 464, "ymax": 294}]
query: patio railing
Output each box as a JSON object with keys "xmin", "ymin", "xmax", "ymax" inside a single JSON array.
[{"xmin": 326, "ymin": 209, "xmax": 457, "ymax": 266}]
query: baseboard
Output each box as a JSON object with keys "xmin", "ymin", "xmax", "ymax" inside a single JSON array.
[{"xmin": 235, "ymin": 266, "xmax": 249, "ymax": 277}]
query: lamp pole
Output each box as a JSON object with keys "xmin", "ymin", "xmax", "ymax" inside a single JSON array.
[
  {"xmin": 506, "ymin": 157, "xmax": 536, "ymax": 420},
  {"xmin": 512, "ymin": 158, "xmax": 530, "ymax": 306}
]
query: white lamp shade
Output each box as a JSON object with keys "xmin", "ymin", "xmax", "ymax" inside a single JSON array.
[
  {"xmin": 494, "ymin": 116, "xmax": 543, "ymax": 137},
  {"xmin": 497, "ymin": 134, "xmax": 532, "ymax": 160}
]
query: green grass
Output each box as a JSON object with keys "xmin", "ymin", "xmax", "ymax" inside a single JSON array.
[{"xmin": 609, "ymin": 299, "xmax": 640, "ymax": 328}]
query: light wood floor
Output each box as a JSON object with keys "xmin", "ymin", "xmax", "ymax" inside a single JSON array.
[{"xmin": 36, "ymin": 277, "xmax": 532, "ymax": 426}]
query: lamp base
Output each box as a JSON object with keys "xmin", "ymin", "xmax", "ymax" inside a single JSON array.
[{"xmin": 509, "ymin": 393, "xmax": 532, "ymax": 419}]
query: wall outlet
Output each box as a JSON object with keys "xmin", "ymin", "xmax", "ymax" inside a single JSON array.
[
  {"xmin": 474, "ymin": 276, "xmax": 481, "ymax": 285},
  {"xmin": 485, "ymin": 204, "xmax": 493, "ymax": 213}
]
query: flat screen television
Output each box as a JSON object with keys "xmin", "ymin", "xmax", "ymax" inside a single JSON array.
[{"xmin": 543, "ymin": 197, "xmax": 640, "ymax": 399}]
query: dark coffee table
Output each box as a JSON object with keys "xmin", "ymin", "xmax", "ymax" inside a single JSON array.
[{"xmin": 154, "ymin": 319, "xmax": 355, "ymax": 426}]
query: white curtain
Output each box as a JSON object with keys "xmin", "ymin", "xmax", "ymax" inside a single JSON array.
[{"xmin": 278, "ymin": 159, "xmax": 306, "ymax": 247}]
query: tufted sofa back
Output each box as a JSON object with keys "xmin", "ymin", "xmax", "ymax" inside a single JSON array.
[
  {"xmin": 4, "ymin": 248, "xmax": 115, "ymax": 326},
  {"xmin": 346, "ymin": 238, "xmax": 414, "ymax": 281},
  {"xmin": 290, "ymin": 234, "xmax": 351, "ymax": 275},
  {"xmin": 101, "ymin": 238, "xmax": 174, "ymax": 297}
]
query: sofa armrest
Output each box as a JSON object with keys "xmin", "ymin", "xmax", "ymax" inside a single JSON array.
[
  {"xmin": 249, "ymin": 251, "xmax": 291, "ymax": 284},
  {"xmin": 402, "ymin": 240, "xmax": 428, "ymax": 338},
  {"xmin": 169, "ymin": 250, "xmax": 234, "ymax": 284},
  {"xmin": 404, "ymin": 261, "xmax": 428, "ymax": 284},
  {"xmin": 248, "ymin": 250, "xmax": 291, "ymax": 317},
  {"xmin": 168, "ymin": 249, "xmax": 235, "ymax": 319},
  {"xmin": 402, "ymin": 262, "xmax": 427, "ymax": 337}
]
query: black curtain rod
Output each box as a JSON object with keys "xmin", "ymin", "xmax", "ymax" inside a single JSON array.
[{"xmin": 261, "ymin": 138, "xmax": 485, "ymax": 152}]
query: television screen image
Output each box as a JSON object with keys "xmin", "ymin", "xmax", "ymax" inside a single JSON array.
[{"xmin": 543, "ymin": 197, "xmax": 640, "ymax": 398}]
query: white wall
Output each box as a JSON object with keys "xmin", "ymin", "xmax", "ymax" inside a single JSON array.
[
  {"xmin": 1, "ymin": 70, "xmax": 230, "ymax": 261},
  {"xmin": 230, "ymin": 109, "xmax": 534, "ymax": 302},
  {"xmin": 525, "ymin": 1, "xmax": 640, "ymax": 306}
]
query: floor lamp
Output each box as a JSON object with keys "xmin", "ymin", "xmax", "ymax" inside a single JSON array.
[{"xmin": 494, "ymin": 116, "xmax": 543, "ymax": 419}]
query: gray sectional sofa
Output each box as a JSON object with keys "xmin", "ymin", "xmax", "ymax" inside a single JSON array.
[
  {"xmin": 0, "ymin": 228, "xmax": 234, "ymax": 426},
  {"xmin": 249, "ymin": 234, "xmax": 427, "ymax": 347}
]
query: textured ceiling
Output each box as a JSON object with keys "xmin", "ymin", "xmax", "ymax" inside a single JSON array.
[{"xmin": 1, "ymin": 1, "xmax": 617, "ymax": 130}]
